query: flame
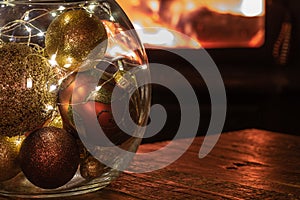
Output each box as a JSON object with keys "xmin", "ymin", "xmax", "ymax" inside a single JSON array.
[
  {"xmin": 117, "ymin": 0, "xmax": 265, "ymax": 49},
  {"xmin": 134, "ymin": 24, "xmax": 201, "ymax": 48},
  {"xmin": 240, "ymin": 0, "xmax": 264, "ymax": 17}
]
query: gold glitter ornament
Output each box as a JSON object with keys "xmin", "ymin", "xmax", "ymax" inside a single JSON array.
[
  {"xmin": 0, "ymin": 43, "xmax": 57, "ymax": 137},
  {"xmin": 19, "ymin": 127, "xmax": 80, "ymax": 189},
  {"xmin": 80, "ymin": 155, "xmax": 106, "ymax": 180},
  {"xmin": 0, "ymin": 135, "xmax": 25, "ymax": 182},
  {"xmin": 44, "ymin": 113, "xmax": 64, "ymax": 129},
  {"xmin": 45, "ymin": 9, "xmax": 108, "ymax": 71}
]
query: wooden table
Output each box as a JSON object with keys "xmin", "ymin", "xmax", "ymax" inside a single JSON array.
[{"xmin": 2, "ymin": 129, "xmax": 300, "ymax": 199}]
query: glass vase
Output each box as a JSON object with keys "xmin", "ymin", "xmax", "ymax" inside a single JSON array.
[{"xmin": 0, "ymin": 0, "xmax": 150, "ymax": 198}]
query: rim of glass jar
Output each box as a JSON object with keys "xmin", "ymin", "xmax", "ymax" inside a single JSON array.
[{"xmin": 0, "ymin": 0, "xmax": 104, "ymax": 5}]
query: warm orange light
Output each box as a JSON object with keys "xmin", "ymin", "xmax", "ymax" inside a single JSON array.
[
  {"xmin": 148, "ymin": 0, "xmax": 160, "ymax": 13},
  {"xmin": 117, "ymin": 0, "xmax": 265, "ymax": 49},
  {"xmin": 240, "ymin": 0, "xmax": 264, "ymax": 17}
]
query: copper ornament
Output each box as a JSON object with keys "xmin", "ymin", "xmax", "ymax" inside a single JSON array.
[
  {"xmin": 80, "ymin": 155, "xmax": 106, "ymax": 180},
  {"xmin": 19, "ymin": 127, "xmax": 80, "ymax": 189},
  {"xmin": 57, "ymin": 69, "xmax": 136, "ymax": 146}
]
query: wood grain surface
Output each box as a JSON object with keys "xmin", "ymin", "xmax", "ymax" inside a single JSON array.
[{"xmin": 1, "ymin": 129, "xmax": 300, "ymax": 199}]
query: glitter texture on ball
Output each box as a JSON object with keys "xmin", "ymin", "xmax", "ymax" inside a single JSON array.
[
  {"xmin": 19, "ymin": 127, "xmax": 80, "ymax": 189},
  {"xmin": 80, "ymin": 154, "xmax": 106, "ymax": 180},
  {"xmin": 0, "ymin": 135, "xmax": 25, "ymax": 182},
  {"xmin": 45, "ymin": 9, "xmax": 108, "ymax": 71},
  {"xmin": 0, "ymin": 43, "xmax": 57, "ymax": 137}
]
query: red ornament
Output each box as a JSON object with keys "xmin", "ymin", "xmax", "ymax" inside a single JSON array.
[{"xmin": 58, "ymin": 69, "xmax": 135, "ymax": 146}]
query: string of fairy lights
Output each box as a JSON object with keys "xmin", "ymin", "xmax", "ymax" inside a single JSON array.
[
  {"xmin": 0, "ymin": 1, "xmax": 112, "ymax": 48},
  {"xmin": 0, "ymin": 1, "xmax": 141, "ymax": 122}
]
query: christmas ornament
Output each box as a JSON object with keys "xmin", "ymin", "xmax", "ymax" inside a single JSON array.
[
  {"xmin": 0, "ymin": 0, "xmax": 150, "ymax": 197},
  {"xmin": 77, "ymin": 139, "xmax": 89, "ymax": 161},
  {"xmin": 80, "ymin": 155, "xmax": 106, "ymax": 180},
  {"xmin": 45, "ymin": 9, "xmax": 108, "ymax": 71},
  {"xmin": 57, "ymin": 68, "xmax": 136, "ymax": 146},
  {"xmin": 19, "ymin": 127, "xmax": 80, "ymax": 189},
  {"xmin": 44, "ymin": 112, "xmax": 64, "ymax": 129},
  {"xmin": 0, "ymin": 135, "xmax": 25, "ymax": 182},
  {"xmin": 0, "ymin": 43, "xmax": 57, "ymax": 137}
]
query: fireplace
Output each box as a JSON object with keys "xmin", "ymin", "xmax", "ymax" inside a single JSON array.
[
  {"xmin": 117, "ymin": 0, "xmax": 265, "ymax": 49},
  {"xmin": 115, "ymin": 0, "xmax": 300, "ymax": 142}
]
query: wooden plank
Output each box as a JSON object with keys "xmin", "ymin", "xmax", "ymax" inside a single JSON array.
[
  {"xmin": 107, "ymin": 129, "xmax": 300, "ymax": 199},
  {"xmin": 0, "ymin": 129, "xmax": 300, "ymax": 199}
]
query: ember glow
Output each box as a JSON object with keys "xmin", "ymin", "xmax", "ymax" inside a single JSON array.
[{"xmin": 117, "ymin": 0, "xmax": 265, "ymax": 49}]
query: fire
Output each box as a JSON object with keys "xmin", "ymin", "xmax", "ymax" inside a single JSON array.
[
  {"xmin": 240, "ymin": 0, "xmax": 264, "ymax": 17},
  {"xmin": 117, "ymin": 0, "xmax": 265, "ymax": 49}
]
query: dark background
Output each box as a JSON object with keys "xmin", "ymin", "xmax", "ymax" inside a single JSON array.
[{"xmin": 142, "ymin": 0, "xmax": 300, "ymax": 143}]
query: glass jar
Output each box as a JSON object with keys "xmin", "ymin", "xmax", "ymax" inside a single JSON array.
[{"xmin": 0, "ymin": 0, "xmax": 150, "ymax": 198}]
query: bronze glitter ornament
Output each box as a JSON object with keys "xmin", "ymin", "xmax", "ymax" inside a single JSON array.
[
  {"xmin": 80, "ymin": 155, "xmax": 106, "ymax": 180},
  {"xmin": 0, "ymin": 135, "xmax": 25, "ymax": 182},
  {"xmin": 45, "ymin": 9, "xmax": 108, "ymax": 71},
  {"xmin": 19, "ymin": 127, "xmax": 80, "ymax": 189},
  {"xmin": 0, "ymin": 43, "xmax": 57, "ymax": 137}
]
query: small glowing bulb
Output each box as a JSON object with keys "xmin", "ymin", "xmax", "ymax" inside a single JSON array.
[
  {"xmin": 140, "ymin": 64, "xmax": 148, "ymax": 70},
  {"xmin": 49, "ymin": 54, "xmax": 58, "ymax": 66},
  {"xmin": 37, "ymin": 32, "xmax": 44, "ymax": 37},
  {"xmin": 14, "ymin": 139, "xmax": 22, "ymax": 146},
  {"xmin": 64, "ymin": 15, "xmax": 71, "ymax": 24},
  {"xmin": 25, "ymin": 26, "xmax": 32, "ymax": 33},
  {"xmin": 58, "ymin": 6, "xmax": 66, "ymax": 11},
  {"xmin": 63, "ymin": 63, "xmax": 72, "ymax": 69},
  {"xmin": 45, "ymin": 105, "xmax": 54, "ymax": 111},
  {"xmin": 51, "ymin": 12, "xmax": 57, "ymax": 17},
  {"xmin": 26, "ymin": 78, "xmax": 33, "ymax": 88},
  {"xmin": 88, "ymin": 4, "xmax": 97, "ymax": 11},
  {"xmin": 95, "ymin": 85, "xmax": 102, "ymax": 91},
  {"xmin": 49, "ymin": 85, "xmax": 57, "ymax": 92},
  {"xmin": 109, "ymin": 15, "xmax": 115, "ymax": 21},
  {"xmin": 24, "ymin": 12, "xmax": 30, "ymax": 21},
  {"xmin": 118, "ymin": 60, "xmax": 124, "ymax": 70}
]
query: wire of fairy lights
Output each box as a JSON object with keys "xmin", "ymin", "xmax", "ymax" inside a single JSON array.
[{"xmin": 0, "ymin": 2, "xmax": 139, "ymax": 105}]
